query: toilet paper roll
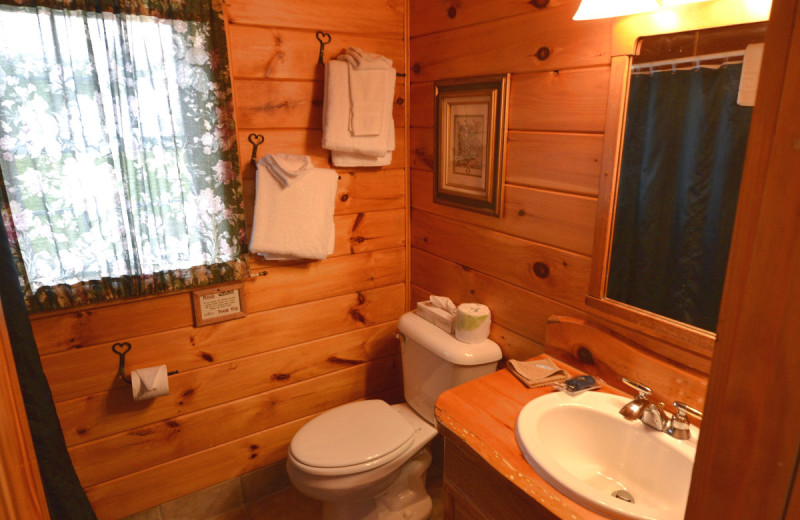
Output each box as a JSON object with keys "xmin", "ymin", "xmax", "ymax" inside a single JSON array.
[
  {"xmin": 131, "ymin": 365, "xmax": 170, "ymax": 401},
  {"xmin": 454, "ymin": 303, "xmax": 491, "ymax": 344}
]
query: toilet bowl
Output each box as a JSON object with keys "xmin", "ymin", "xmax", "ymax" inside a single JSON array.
[
  {"xmin": 287, "ymin": 401, "xmax": 436, "ymax": 520},
  {"xmin": 286, "ymin": 311, "xmax": 502, "ymax": 520}
]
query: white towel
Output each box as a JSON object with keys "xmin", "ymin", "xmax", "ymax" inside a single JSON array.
[
  {"xmin": 337, "ymin": 46, "xmax": 393, "ymax": 70},
  {"xmin": 349, "ymin": 68, "xmax": 386, "ymax": 136},
  {"xmin": 262, "ymin": 153, "xmax": 314, "ymax": 187},
  {"xmin": 249, "ymin": 156, "xmax": 338, "ymax": 261},
  {"xmin": 322, "ymin": 60, "xmax": 396, "ymax": 157},
  {"xmin": 331, "ymin": 148, "xmax": 393, "ymax": 168}
]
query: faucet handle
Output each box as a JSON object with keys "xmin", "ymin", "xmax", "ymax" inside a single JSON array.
[
  {"xmin": 621, "ymin": 378, "xmax": 653, "ymax": 399},
  {"xmin": 673, "ymin": 401, "xmax": 703, "ymax": 420},
  {"xmin": 666, "ymin": 401, "xmax": 703, "ymax": 440}
]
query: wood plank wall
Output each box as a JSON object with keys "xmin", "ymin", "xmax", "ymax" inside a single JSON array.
[
  {"xmin": 26, "ymin": 1, "xmax": 408, "ymax": 517},
  {"xmin": 408, "ymin": 0, "xmax": 714, "ymax": 374}
]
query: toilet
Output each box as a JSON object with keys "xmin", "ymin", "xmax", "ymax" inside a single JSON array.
[{"xmin": 286, "ymin": 311, "xmax": 502, "ymax": 520}]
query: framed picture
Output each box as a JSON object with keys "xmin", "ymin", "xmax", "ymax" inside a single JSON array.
[
  {"xmin": 434, "ymin": 74, "xmax": 510, "ymax": 217},
  {"xmin": 192, "ymin": 282, "xmax": 246, "ymax": 327}
]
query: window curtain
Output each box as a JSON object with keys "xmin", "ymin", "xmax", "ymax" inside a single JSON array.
[
  {"xmin": 607, "ymin": 64, "xmax": 752, "ymax": 332},
  {"xmin": 0, "ymin": 0, "xmax": 247, "ymax": 312}
]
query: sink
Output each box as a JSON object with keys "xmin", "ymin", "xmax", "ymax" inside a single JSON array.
[{"xmin": 515, "ymin": 390, "xmax": 699, "ymax": 520}]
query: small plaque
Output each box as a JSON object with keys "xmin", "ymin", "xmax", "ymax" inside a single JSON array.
[{"xmin": 192, "ymin": 283, "xmax": 246, "ymax": 327}]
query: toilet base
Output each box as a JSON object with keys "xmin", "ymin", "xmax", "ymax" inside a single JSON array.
[{"xmin": 320, "ymin": 447, "xmax": 433, "ymax": 520}]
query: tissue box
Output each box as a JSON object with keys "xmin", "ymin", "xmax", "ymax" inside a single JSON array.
[{"xmin": 416, "ymin": 301, "xmax": 455, "ymax": 334}]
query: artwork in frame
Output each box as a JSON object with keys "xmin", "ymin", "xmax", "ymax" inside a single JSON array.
[{"xmin": 434, "ymin": 74, "xmax": 510, "ymax": 217}]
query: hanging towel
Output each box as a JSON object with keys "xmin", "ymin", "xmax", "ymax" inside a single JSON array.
[
  {"xmin": 337, "ymin": 46, "xmax": 394, "ymax": 70},
  {"xmin": 322, "ymin": 59, "xmax": 396, "ymax": 157},
  {"xmin": 262, "ymin": 153, "xmax": 315, "ymax": 187},
  {"xmin": 250, "ymin": 155, "xmax": 337, "ymax": 261},
  {"xmin": 349, "ymin": 68, "xmax": 387, "ymax": 136}
]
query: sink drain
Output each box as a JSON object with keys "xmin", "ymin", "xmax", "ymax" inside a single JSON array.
[{"xmin": 611, "ymin": 489, "xmax": 635, "ymax": 503}]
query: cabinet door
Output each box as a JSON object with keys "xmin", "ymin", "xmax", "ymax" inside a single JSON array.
[{"xmin": 444, "ymin": 482, "xmax": 488, "ymax": 520}]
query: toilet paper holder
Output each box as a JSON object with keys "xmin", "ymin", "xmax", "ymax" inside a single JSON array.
[{"xmin": 112, "ymin": 342, "xmax": 178, "ymax": 384}]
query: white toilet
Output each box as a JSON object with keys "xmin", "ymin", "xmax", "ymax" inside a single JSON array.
[{"xmin": 287, "ymin": 311, "xmax": 502, "ymax": 520}]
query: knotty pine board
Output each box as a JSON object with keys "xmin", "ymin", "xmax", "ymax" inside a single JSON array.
[
  {"xmin": 225, "ymin": 0, "xmax": 404, "ymax": 38},
  {"xmin": 411, "ymin": 169, "xmax": 597, "ymax": 255},
  {"xmin": 409, "ymin": 5, "xmax": 610, "ymax": 82},
  {"xmin": 410, "ymin": 209, "xmax": 591, "ymax": 308},
  {"xmin": 228, "ymin": 24, "xmax": 404, "ymax": 81}
]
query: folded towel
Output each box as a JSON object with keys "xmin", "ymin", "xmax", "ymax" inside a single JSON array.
[
  {"xmin": 249, "ymin": 156, "xmax": 338, "ymax": 261},
  {"xmin": 507, "ymin": 357, "xmax": 569, "ymax": 388},
  {"xmin": 349, "ymin": 68, "xmax": 386, "ymax": 136},
  {"xmin": 260, "ymin": 228, "xmax": 335, "ymax": 261},
  {"xmin": 332, "ymin": 150, "xmax": 393, "ymax": 168},
  {"xmin": 337, "ymin": 46, "xmax": 393, "ymax": 70},
  {"xmin": 262, "ymin": 153, "xmax": 315, "ymax": 187},
  {"xmin": 322, "ymin": 60, "xmax": 396, "ymax": 157}
]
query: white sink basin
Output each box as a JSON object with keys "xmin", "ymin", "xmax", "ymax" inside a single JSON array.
[{"xmin": 516, "ymin": 390, "xmax": 698, "ymax": 520}]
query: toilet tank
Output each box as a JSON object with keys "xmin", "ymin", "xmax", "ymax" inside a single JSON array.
[{"xmin": 397, "ymin": 311, "xmax": 502, "ymax": 425}]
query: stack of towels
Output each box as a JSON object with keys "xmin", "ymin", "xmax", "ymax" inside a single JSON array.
[
  {"xmin": 249, "ymin": 153, "xmax": 338, "ymax": 261},
  {"xmin": 322, "ymin": 47, "xmax": 396, "ymax": 167}
]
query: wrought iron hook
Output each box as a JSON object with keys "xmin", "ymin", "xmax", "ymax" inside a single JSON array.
[
  {"xmin": 316, "ymin": 31, "xmax": 331, "ymax": 65},
  {"xmin": 112, "ymin": 342, "xmax": 132, "ymax": 384},
  {"xmin": 248, "ymin": 133, "xmax": 264, "ymax": 168}
]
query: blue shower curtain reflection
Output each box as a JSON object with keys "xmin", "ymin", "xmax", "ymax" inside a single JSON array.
[{"xmin": 607, "ymin": 64, "xmax": 752, "ymax": 332}]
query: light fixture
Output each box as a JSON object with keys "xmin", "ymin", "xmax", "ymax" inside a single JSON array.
[{"xmin": 573, "ymin": 0, "xmax": 712, "ymax": 20}]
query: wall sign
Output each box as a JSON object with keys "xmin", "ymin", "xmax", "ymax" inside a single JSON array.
[{"xmin": 192, "ymin": 283, "xmax": 246, "ymax": 327}]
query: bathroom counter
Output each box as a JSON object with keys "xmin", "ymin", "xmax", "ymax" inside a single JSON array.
[{"xmin": 434, "ymin": 355, "xmax": 620, "ymax": 520}]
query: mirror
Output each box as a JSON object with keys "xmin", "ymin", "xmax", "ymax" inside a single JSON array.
[
  {"xmin": 588, "ymin": 17, "xmax": 770, "ymax": 365},
  {"xmin": 607, "ymin": 23, "xmax": 767, "ymax": 333}
]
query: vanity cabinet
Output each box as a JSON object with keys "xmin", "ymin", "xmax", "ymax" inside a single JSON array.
[{"xmin": 442, "ymin": 431, "xmax": 558, "ymax": 520}]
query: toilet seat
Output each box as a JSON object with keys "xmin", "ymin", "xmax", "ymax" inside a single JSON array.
[{"xmin": 289, "ymin": 400, "xmax": 416, "ymax": 476}]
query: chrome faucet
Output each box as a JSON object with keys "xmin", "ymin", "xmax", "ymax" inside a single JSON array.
[
  {"xmin": 619, "ymin": 378, "xmax": 669, "ymax": 431},
  {"xmin": 619, "ymin": 378, "xmax": 703, "ymax": 438}
]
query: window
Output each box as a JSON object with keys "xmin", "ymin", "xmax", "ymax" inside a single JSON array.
[{"xmin": 0, "ymin": 1, "xmax": 246, "ymax": 311}]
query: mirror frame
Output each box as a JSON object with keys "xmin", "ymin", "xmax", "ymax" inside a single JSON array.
[{"xmin": 587, "ymin": 0, "xmax": 772, "ymax": 367}]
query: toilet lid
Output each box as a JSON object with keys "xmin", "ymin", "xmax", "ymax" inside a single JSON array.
[{"xmin": 290, "ymin": 400, "xmax": 415, "ymax": 469}]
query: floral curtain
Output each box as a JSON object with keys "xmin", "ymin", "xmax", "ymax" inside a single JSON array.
[{"xmin": 0, "ymin": 0, "xmax": 247, "ymax": 312}]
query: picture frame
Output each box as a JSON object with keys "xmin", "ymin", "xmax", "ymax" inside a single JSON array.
[
  {"xmin": 433, "ymin": 74, "xmax": 510, "ymax": 217},
  {"xmin": 191, "ymin": 282, "xmax": 246, "ymax": 327}
]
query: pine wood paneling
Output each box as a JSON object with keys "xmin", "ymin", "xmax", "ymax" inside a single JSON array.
[
  {"xmin": 411, "ymin": 249, "xmax": 583, "ymax": 346},
  {"xmin": 412, "ymin": 169, "xmax": 597, "ymax": 255},
  {"xmin": 508, "ymin": 68, "xmax": 610, "ymax": 132},
  {"xmin": 506, "ymin": 132, "xmax": 603, "ymax": 195},
  {"xmin": 42, "ymin": 255, "xmax": 404, "ymax": 402},
  {"xmin": 411, "ymin": 210, "xmax": 591, "ymax": 307},
  {"xmin": 228, "ymin": 25, "xmax": 405, "ymax": 80},
  {"xmin": 70, "ymin": 355, "xmax": 400, "ymax": 487},
  {"xmin": 410, "ymin": 0, "xmax": 554, "ymax": 37},
  {"xmin": 410, "ymin": 7, "xmax": 610, "ymax": 82},
  {"xmin": 225, "ymin": 0, "xmax": 404, "ymax": 38},
  {"xmin": 55, "ymin": 284, "xmax": 404, "ymax": 445}
]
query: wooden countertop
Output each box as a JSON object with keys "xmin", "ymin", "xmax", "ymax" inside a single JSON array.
[{"xmin": 434, "ymin": 355, "xmax": 622, "ymax": 520}]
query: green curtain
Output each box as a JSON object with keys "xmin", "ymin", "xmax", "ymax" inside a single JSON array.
[
  {"xmin": 0, "ymin": 0, "xmax": 247, "ymax": 312},
  {"xmin": 607, "ymin": 64, "xmax": 752, "ymax": 331}
]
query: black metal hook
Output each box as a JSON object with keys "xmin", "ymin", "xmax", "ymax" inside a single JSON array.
[
  {"xmin": 316, "ymin": 31, "xmax": 331, "ymax": 65},
  {"xmin": 112, "ymin": 342, "xmax": 132, "ymax": 384},
  {"xmin": 248, "ymin": 133, "xmax": 264, "ymax": 168}
]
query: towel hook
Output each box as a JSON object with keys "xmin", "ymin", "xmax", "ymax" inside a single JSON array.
[
  {"xmin": 112, "ymin": 342, "xmax": 132, "ymax": 384},
  {"xmin": 248, "ymin": 133, "xmax": 264, "ymax": 168},
  {"xmin": 316, "ymin": 31, "xmax": 331, "ymax": 65}
]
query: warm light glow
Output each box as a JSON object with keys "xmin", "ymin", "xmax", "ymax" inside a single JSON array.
[
  {"xmin": 744, "ymin": 0, "xmax": 773, "ymax": 18},
  {"xmin": 573, "ymin": 0, "xmax": 712, "ymax": 20}
]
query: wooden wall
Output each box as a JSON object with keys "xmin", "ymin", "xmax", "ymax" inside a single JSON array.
[
  {"xmin": 27, "ymin": 1, "xmax": 408, "ymax": 517},
  {"xmin": 408, "ymin": 0, "xmax": 713, "ymax": 374}
]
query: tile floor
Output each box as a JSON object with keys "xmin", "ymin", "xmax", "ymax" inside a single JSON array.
[{"xmin": 123, "ymin": 443, "xmax": 444, "ymax": 520}]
